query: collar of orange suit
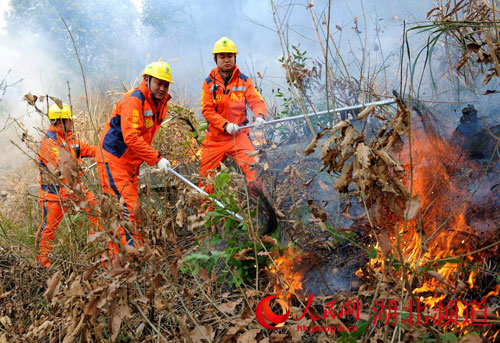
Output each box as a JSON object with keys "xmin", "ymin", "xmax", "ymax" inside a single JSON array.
[
  {"xmin": 139, "ymin": 78, "xmax": 172, "ymax": 109},
  {"xmin": 210, "ymin": 65, "xmax": 240, "ymax": 86}
]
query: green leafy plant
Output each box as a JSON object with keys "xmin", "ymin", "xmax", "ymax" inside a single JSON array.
[{"xmin": 180, "ymin": 169, "xmax": 278, "ymax": 288}]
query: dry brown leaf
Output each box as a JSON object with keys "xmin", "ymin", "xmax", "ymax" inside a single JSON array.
[
  {"xmin": 244, "ymin": 289, "xmax": 258, "ymax": 299},
  {"xmin": 427, "ymin": 271, "xmax": 453, "ymax": 288},
  {"xmin": 334, "ymin": 162, "xmax": 353, "ymax": 192},
  {"xmin": 226, "ymin": 316, "xmax": 253, "ymax": 337},
  {"xmin": 458, "ymin": 334, "xmax": 482, "ymax": 343},
  {"xmin": 261, "ymin": 235, "xmax": 277, "ymax": 244},
  {"xmin": 49, "ymin": 96, "xmax": 63, "ymax": 109},
  {"xmin": 356, "ymin": 104, "xmax": 376, "ymax": 120},
  {"xmin": 374, "ymin": 112, "xmax": 387, "ymax": 121},
  {"xmin": 457, "ymin": 51, "xmax": 472, "ymax": 71},
  {"xmin": 119, "ymin": 303, "xmax": 132, "ymax": 319},
  {"xmin": 198, "ymin": 267, "xmax": 210, "ymax": 283},
  {"xmin": 377, "ymin": 231, "xmax": 393, "ymax": 258},
  {"xmin": 329, "ymin": 120, "xmax": 349, "ymax": 134},
  {"xmin": 62, "ymin": 316, "xmax": 85, "ymax": 343},
  {"xmin": 340, "ymin": 126, "xmax": 356, "ymax": 157},
  {"xmin": 0, "ymin": 291, "xmax": 12, "ymax": 299},
  {"xmin": 355, "ymin": 143, "xmax": 371, "ymax": 169},
  {"xmin": 84, "ymin": 295, "xmax": 106, "ymax": 319},
  {"xmin": 189, "ymin": 325, "xmax": 214, "ymax": 343},
  {"xmin": 135, "ymin": 295, "xmax": 149, "ymax": 304},
  {"xmin": 84, "ymin": 262, "xmax": 101, "ymax": 280},
  {"xmin": 135, "ymin": 323, "xmax": 145, "ymax": 338},
  {"xmin": 483, "ymin": 71, "xmax": 496, "ymax": 86},
  {"xmin": 405, "ymin": 195, "xmax": 421, "ymax": 220},
  {"xmin": 373, "ymin": 149, "xmax": 404, "ymax": 174},
  {"xmin": 269, "ymin": 333, "xmax": 288, "ymax": 343},
  {"xmin": 176, "ymin": 203, "xmax": 185, "ymax": 227},
  {"xmin": 87, "ymin": 231, "xmax": 105, "ymax": 243},
  {"xmin": 304, "ymin": 132, "xmax": 324, "ymax": 155},
  {"xmin": 23, "ymin": 92, "xmax": 38, "ymax": 105},
  {"xmin": 69, "ymin": 278, "xmax": 84, "ymax": 297},
  {"xmin": 29, "ymin": 320, "xmax": 52, "ymax": 339},
  {"xmin": 154, "ymin": 296, "xmax": 165, "ymax": 311},
  {"xmin": 59, "ymin": 148, "xmax": 78, "ymax": 187},
  {"xmin": 466, "ymin": 43, "xmax": 481, "ymax": 53},
  {"xmin": 0, "ymin": 316, "xmax": 11, "ymax": 328},
  {"xmin": 219, "ymin": 298, "xmax": 242, "ymax": 313},
  {"xmin": 237, "ymin": 328, "xmax": 261, "ymax": 343},
  {"xmin": 109, "ymin": 303, "xmax": 122, "ymax": 342},
  {"xmin": 232, "ymin": 248, "xmax": 254, "ymax": 261},
  {"xmin": 44, "ymin": 271, "xmax": 61, "ymax": 299},
  {"xmin": 483, "ymin": 89, "xmax": 500, "ymax": 95},
  {"xmin": 288, "ymin": 318, "xmax": 311, "ymax": 342}
]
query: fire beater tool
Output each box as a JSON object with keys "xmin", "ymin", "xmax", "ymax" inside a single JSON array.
[
  {"xmin": 239, "ymin": 98, "xmax": 397, "ymax": 130},
  {"xmin": 84, "ymin": 163, "xmax": 242, "ymax": 220}
]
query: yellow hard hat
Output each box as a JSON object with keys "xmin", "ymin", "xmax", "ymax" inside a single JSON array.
[
  {"xmin": 212, "ymin": 37, "xmax": 238, "ymax": 55},
  {"xmin": 48, "ymin": 103, "xmax": 72, "ymax": 120},
  {"xmin": 142, "ymin": 61, "xmax": 174, "ymax": 84}
]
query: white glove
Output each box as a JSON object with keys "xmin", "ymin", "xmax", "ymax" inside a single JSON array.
[
  {"xmin": 156, "ymin": 157, "xmax": 171, "ymax": 172},
  {"xmin": 254, "ymin": 115, "xmax": 265, "ymax": 128},
  {"xmin": 226, "ymin": 123, "xmax": 240, "ymax": 135}
]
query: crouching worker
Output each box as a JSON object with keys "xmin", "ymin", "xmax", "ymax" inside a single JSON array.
[
  {"xmin": 199, "ymin": 37, "xmax": 267, "ymax": 195},
  {"xmin": 36, "ymin": 103, "xmax": 99, "ymax": 268},
  {"xmin": 95, "ymin": 61, "xmax": 173, "ymax": 263}
]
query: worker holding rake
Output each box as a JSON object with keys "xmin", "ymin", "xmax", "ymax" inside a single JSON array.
[
  {"xmin": 36, "ymin": 103, "xmax": 99, "ymax": 268},
  {"xmin": 199, "ymin": 37, "xmax": 267, "ymax": 194},
  {"xmin": 95, "ymin": 61, "xmax": 173, "ymax": 263}
]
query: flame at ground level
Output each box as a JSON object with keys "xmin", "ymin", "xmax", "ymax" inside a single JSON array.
[
  {"xmin": 371, "ymin": 129, "xmax": 493, "ymax": 307},
  {"xmin": 266, "ymin": 246, "xmax": 311, "ymax": 300}
]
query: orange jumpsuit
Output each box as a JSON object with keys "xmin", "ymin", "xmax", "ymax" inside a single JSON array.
[
  {"xmin": 199, "ymin": 65, "xmax": 266, "ymax": 191},
  {"xmin": 36, "ymin": 125, "xmax": 98, "ymax": 268},
  {"xmin": 96, "ymin": 79, "xmax": 171, "ymax": 255}
]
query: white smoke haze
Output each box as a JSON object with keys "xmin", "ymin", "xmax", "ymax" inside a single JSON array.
[{"xmin": 7, "ymin": 0, "xmax": 494, "ymax": 177}]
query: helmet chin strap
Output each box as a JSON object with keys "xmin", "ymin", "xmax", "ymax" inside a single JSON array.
[{"xmin": 147, "ymin": 75, "xmax": 151, "ymax": 90}]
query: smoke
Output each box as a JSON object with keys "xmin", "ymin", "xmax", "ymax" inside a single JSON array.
[
  {"xmin": 0, "ymin": 0, "xmax": 449, "ymax": 176},
  {"xmin": 0, "ymin": 25, "xmax": 74, "ymax": 174}
]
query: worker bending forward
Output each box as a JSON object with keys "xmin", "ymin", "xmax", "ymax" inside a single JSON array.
[
  {"xmin": 96, "ymin": 61, "xmax": 172, "ymax": 260},
  {"xmin": 36, "ymin": 103, "xmax": 99, "ymax": 268},
  {"xmin": 199, "ymin": 37, "xmax": 266, "ymax": 193}
]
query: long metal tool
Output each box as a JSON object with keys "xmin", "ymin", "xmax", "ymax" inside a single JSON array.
[
  {"xmin": 160, "ymin": 116, "xmax": 176, "ymax": 127},
  {"xmin": 167, "ymin": 167, "xmax": 244, "ymax": 221},
  {"xmin": 84, "ymin": 162, "xmax": 97, "ymax": 173},
  {"xmin": 240, "ymin": 98, "xmax": 397, "ymax": 130}
]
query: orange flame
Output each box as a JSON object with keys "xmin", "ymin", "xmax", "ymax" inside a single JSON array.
[
  {"xmin": 267, "ymin": 247, "xmax": 310, "ymax": 300},
  {"xmin": 372, "ymin": 130, "xmax": 484, "ymax": 306}
]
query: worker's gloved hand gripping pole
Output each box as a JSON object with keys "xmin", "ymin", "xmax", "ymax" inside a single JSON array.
[{"xmin": 166, "ymin": 167, "xmax": 244, "ymax": 221}]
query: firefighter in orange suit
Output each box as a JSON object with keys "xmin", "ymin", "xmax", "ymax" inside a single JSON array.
[
  {"xmin": 199, "ymin": 37, "xmax": 266, "ymax": 192},
  {"xmin": 95, "ymin": 61, "xmax": 172, "ymax": 259},
  {"xmin": 36, "ymin": 103, "xmax": 99, "ymax": 268}
]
